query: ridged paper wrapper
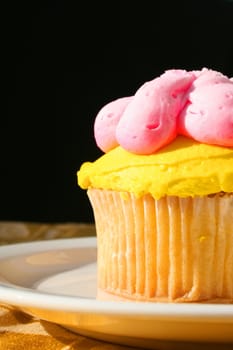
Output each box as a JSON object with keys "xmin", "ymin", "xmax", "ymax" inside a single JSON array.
[{"xmin": 88, "ymin": 189, "xmax": 233, "ymax": 302}]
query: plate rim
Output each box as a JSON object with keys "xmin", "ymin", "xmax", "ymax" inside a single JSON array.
[{"xmin": 0, "ymin": 237, "xmax": 233, "ymax": 322}]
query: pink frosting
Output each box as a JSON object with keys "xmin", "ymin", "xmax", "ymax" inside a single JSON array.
[
  {"xmin": 116, "ymin": 70, "xmax": 195, "ymax": 154},
  {"xmin": 94, "ymin": 96, "xmax": 133, "ymax": 152},
  {"xmin": 94, "ymin": 68, "xmax": 233, "ymax": 154},
  {"xmin": 178, "ymin": 69, "xmax": 233, "ymax": 147}
]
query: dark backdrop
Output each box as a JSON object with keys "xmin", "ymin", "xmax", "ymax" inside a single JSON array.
[{"xmin": 3, "ymin": 1, "xmax": 233, "ymax": 223}]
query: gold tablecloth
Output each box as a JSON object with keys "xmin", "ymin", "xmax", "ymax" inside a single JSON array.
[{"xmin": 0, "ymin": 222, "xmax": 135, "ymax": 350}]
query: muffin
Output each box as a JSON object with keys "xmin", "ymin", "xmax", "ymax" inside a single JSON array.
[{"xmin": 77, "ymin": 68, "xmax": 233, "ymax": 303}]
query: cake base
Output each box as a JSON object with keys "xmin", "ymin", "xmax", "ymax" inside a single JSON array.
[{"xmin": 88, "ymin": 189, "xmax": 233, "ymax": 303}]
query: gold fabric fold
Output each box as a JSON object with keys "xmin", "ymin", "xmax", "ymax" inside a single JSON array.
[{"xmin": 0, "ymin": 222, "xmax": 96, "ymax": 245}]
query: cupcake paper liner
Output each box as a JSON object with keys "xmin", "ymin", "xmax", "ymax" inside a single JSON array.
[{"xmin": 88, "ymin": 189, "xmax": 233, "ymax": 302}]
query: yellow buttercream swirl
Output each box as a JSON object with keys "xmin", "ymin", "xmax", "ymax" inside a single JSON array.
[{"xmin": 77, "ymin": 136, "xmax": 233, "ymax": 198}]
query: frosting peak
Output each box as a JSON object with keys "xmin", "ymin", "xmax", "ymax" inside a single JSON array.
[
  {"xmin": 94, "ymin": 68, "xmax": 233, "ymax": 154},
  {"xmin": 116, "ymin": 70, "xmax": 195, "ymax": 154}
]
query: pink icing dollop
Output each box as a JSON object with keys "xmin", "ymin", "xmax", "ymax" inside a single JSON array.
[
  {"xmin": 178, "ymin": 69, "xmax": 233, "ymax": 147},
  {"xmin": 94, "ymin": 68, "xmax": 233, "ymax": 154},
  {"xmin": 94, "ymin": 96, "xmax": 133, "ymax": 152}
]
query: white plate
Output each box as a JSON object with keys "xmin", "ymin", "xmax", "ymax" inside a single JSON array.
[{"xmin": 0, "ymin": 237, "xmax": 232, "ymax": 349}]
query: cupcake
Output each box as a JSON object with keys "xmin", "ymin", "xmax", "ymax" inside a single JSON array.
[{"xmin": 77, "ymin": 68, "xmax": 233, "ymax": 303}]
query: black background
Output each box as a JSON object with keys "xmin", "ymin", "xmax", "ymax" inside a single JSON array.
[{"xmin": 3, "ymin": 0, "xmax": 233, "ymax": 223}]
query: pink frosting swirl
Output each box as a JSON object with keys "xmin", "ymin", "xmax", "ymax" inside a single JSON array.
[
  {"xmin": 178, "ymin": 69, "xmax": 233, "ymax": 147},
  {"xmin": 94, "ymin": 96, "xmax": 133, "ymax": 152},
  {"xmin": 94, "ymin": 68, "xmax": 233, "ymax": 154}
]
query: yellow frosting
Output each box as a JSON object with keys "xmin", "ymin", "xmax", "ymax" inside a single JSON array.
[{"xmin": 77, "ymin": 136, "xmax": 233, "ymax": 198}]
